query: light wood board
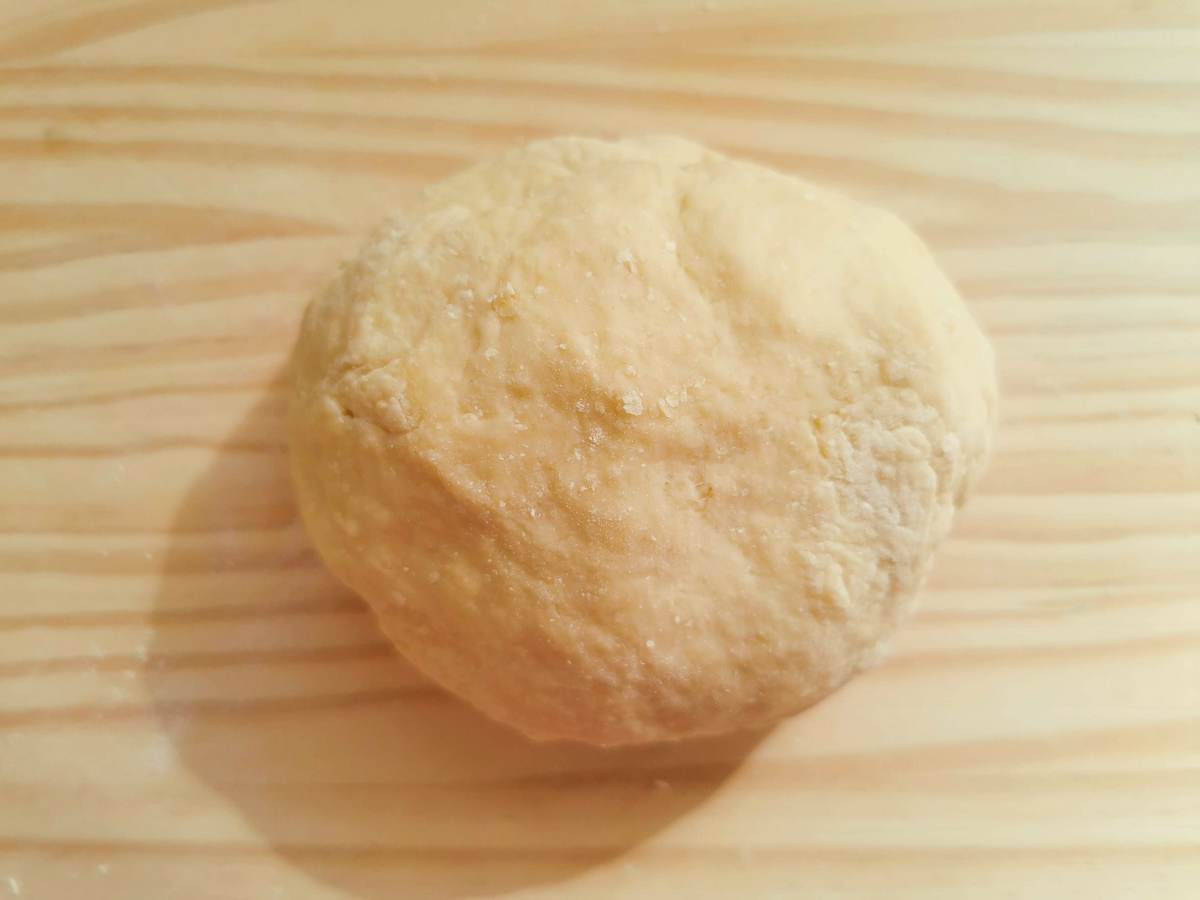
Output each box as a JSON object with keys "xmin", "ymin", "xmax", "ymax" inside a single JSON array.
[{"xmin": 2, "ymin": 1, "xmax": 1199, "ymax": 898}]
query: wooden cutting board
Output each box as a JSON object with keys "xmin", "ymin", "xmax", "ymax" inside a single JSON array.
[{"xmin": 2, "ymin": 2, "xmax": 1198, "ymax": 898}]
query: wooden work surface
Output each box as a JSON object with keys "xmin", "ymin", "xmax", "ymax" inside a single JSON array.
[{"xmin": 2, "ymin": 2, "xmax": 1199, "ymax": 898}]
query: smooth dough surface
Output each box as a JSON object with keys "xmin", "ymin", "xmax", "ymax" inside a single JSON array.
[{"xmin": 289, "ymin": 135, "xmax": 997, "ymax": 746}]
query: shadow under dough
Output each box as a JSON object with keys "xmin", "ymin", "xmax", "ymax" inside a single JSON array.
[{"xmin": 147, "ymin": 385, "xmax": 763, "ymax": 900}]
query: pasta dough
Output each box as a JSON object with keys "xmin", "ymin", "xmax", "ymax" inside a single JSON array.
[{"xmin": 289, "ymin": 136, "xmax": 997, "ymax": 745}]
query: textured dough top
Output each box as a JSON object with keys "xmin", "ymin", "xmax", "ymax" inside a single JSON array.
[{"xmin": 290, "ymin": 135, "xmax": 997, "ymax": 745}]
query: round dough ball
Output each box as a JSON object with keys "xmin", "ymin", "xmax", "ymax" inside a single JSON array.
[{"xmin": 289, "ymin": 135, "xmax": 997, "ymax": 746}]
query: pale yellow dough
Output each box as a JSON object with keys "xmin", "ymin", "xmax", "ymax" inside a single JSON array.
[{"xmin": 289, "ymin": 136, "xmax": 997, "ymax": 746}]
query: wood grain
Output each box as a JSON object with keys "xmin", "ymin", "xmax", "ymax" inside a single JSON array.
[{"xmin": 2, "ymin": 1, "xmax": 1199, "ymax": 898}]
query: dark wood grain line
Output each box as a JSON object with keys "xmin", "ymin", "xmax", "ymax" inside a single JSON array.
[
  {"xmin": 0, "ymin": 687, "xmax": 437, "ymax": 727},
  {"xmin": 952, "ymin": 524, "xmax": 1200, "ymax": 544},
  {"xmin": 810, "ymin": 718, "xmax": 1200, "ymax": 779},
  {"xmin": 0, "ymin": 530, "xmax": 309, "ymax": 574},
  {"xmin": 0, "ymin": 235, "xmax": 177, "ymax": 273},
  {"xmin": 0, "ymin": 438, "xmax": 284, "ymax": 459},
  {"xmin": 0, "ymin": 837, "xmax": 1195, "ymax": 863},
  {"xmin": 0, "ymin": 102, "xmax": 551, "ymax": 151},
  {"xmin": 1002, "ymin": 409, "xmax": 1200, "ymax": 426},
  {"xmin": 990, "ymin": 370, "xmax": 1200, "ymax": 396},
  {"xmin": 955, "ymin": 276, "xmax": 1200, "ymax": 300},
  {"xmin": 437, "ymin": 4, "xmax": 1200, "ymax": 64},
  {"xmin": 0, "ymin": 232, "xmax": 338, "ymax": 276},
  {"xmin": 0, "ymin": 517, "xmax": 300, "ymax": 537},
  {"xmin": 3, "ymin": 91, "xmax": 1197, "ymax": 159},
  {"xmin": 977, "ymin": 322, "xmax": 1200, "ymax": 339},
  {"xmin": 0, "ymin": 554, "xmax": 320, "ymax": 575},
  {"xmin": 0, "ymin": 135, "xmax": 466, "ymax": 180},
  {"xmin": 0, "ymin": 642, "xmax": 393, "ymax": 678},
  {"xmin": 0, "ymin": 335, "xmax": 291, "ymax": 379},
  {"xmin": 0, "ymin": 202, "xmax": 342, "ymax": 273},
  {"xmin": 0, "ymin": 599, "xmax": 361, "ymax": 630},
  {"xmin": 5, "ymin": 59, "xmax": 1199, "ymax": 120},
  {"xmin": 0, "ymin": 0, "xmax": 272, "ymax": 61},
  {"xmin": 918, "ymin": 590, "xmax": 1200, "ymax": 625},
  {"xmin": 0, "ymin": 548, "xmax": 319, "ymax": 575},
  {"xmin": 0, "ymin": 269, "xmax": 327, "ymax": 327},
  {"xmin": 0, "ymin": 201, "xmax": 336, "ymax": 235},
  {"xmin": 372, "ymin": 759, "xmax": 1200, "ymax": 793},
  {"xmin": 592, "ymin": 44, "xmax": 1200, "ymax": 102},
  {"xmin": 886, "ymin": 631, "xmax": 1200, "ymax": 673},
  {"xmin": 0, "ymin": 380, "xmax": 281, "ymax": 413}
]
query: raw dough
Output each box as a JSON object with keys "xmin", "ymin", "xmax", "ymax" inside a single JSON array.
[{"xmin": 289, "ymin": 136, "xmax": 997, "ymax": 745}]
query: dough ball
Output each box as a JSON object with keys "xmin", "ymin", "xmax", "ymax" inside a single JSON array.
[{"xmin": 289, "ymin": 136, "xmax": 997, "ymax": 746}]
